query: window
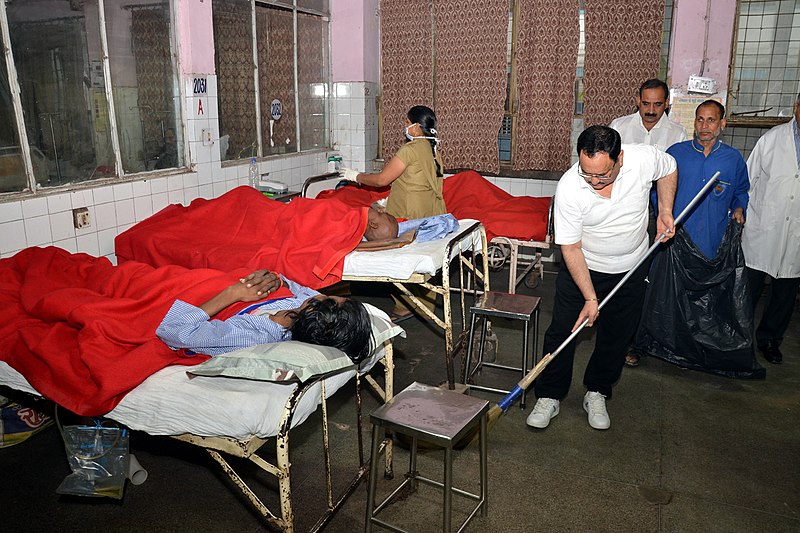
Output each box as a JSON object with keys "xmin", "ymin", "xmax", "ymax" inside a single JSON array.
[
  {"xmin": 0, "ymin": 0, "xmax": 183, "ymax": 195},
  {"xmin": 212, "ymin": 0, "xmax": 329, "ymax": 162},
  {"xmin": 105, "ymin": 0, "xmax": 184, "ymax": 173},
  {"xmin": 728, "ymin": 0, "xmax": 799, "ymax": 119},
  {"xmin": 0, "ymin": 0, "xmax": 183, "ymax": 192},
  {"xmin": 725, "ymin": 0, "xmax": 799, "ymax": 159}
]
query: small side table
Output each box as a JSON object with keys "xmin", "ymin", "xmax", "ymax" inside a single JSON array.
[
  {"xmin": 463, "ymin": 291, "xmax": 541, "ymax": 409},
  {"xmin": 365, "ymin": 382, "xmax": 489, "ymax": 532}
]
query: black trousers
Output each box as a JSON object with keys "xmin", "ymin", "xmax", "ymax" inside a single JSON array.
[
  {"xmin": 747, "ymin": 267, "xmax": 800, "ymax": 348},
  {"xmin": 534, "ymin": 260, "xmax": 648, "ymax": 400}
]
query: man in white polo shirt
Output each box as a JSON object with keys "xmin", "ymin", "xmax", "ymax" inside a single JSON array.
[
  {"xmin": 527, "ymin": 125, "xmax": 677, "ymax": 430},
  {"xmin": 609, "ymin": 78, "xmax": 688, "ymax": 151}
]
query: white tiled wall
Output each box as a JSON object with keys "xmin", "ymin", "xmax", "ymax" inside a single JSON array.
[
  {"xmin": 0, "ymin": 74, "xmax": 328, "ymax": 262},
  {"xmin": 331, "ymin": 82, "xmax": 379, "ymax": 172}
]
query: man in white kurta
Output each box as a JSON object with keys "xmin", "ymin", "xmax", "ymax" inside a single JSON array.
[
  {"xmin": 609, "ymin": 78, "xmax": 688, "ymax": 151},
  {"xmin": 742, "ymin": 95, "xmax": 800, "ymax": 365}
]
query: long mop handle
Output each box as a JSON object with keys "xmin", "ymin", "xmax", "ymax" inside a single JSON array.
[{"xmin": 497, "ymin": 171, "xmax": 720, "ymax": 412}]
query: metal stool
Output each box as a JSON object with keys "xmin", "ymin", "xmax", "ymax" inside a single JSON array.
[
  {"xmin": 463, "ymin": 291, "xmax": 541, "ymax": 409},
  {"xmin": 365, "ymin": 382, "xmax": 489, "ymax": 533}
]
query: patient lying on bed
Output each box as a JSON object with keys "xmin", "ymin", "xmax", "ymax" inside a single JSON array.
[
  {"xmin": 364, "ymin": 208, "xmax": 459, "ymax": 243},
  {"xmin": 157, "ymin": 269, "xmax": 373, "ymax": 363}
]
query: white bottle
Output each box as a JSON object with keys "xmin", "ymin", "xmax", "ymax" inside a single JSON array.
[{"xmin": 248, "ymin": 157, "xmax": 259, "ymax": 189}]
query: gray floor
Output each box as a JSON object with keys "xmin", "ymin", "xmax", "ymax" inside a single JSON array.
[{"xmin": 2, "ymin": 264, "xmax": 799, "ymax": 532}]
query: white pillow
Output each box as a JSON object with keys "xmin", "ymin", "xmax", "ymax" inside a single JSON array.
[{"xmin": 187, "ymin": 302, "xmax": 405, "ymax": 383}]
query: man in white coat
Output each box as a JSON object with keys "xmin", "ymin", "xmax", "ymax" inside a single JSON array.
[{"xmin": 742, "ymin": 93, "xmax": 800, "ymax": 365}]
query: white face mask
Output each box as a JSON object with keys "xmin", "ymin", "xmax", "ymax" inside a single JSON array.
[{"xmin": 405, "ymin": 123, "xmax": 440, "ymax": 143}]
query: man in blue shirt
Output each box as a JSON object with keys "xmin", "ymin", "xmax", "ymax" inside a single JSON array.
[
  {"xmin": 157, "ymin": 270, "xmax": 372, "ymax": 363},
  {"xmin": 664, "ymin": 100, "xmax": 749, "ymax": 259}
]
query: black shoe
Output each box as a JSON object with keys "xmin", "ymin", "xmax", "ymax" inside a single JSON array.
[{"xmin": 758, "ymin": 341, "xmax": 783, "ymax": 364}]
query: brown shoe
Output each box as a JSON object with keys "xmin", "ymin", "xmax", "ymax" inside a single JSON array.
[{"xmin": 624, "ymin": 353, "xmax": 640, "ymax": 367}]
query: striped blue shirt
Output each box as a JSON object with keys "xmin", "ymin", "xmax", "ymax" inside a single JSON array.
[{"xmin": 156, "ymin": 277, "xmax": 319, "ymax": 356}]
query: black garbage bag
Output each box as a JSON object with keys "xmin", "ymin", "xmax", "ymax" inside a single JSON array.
[{"xmin": 634, "ymin": 221, "xmax": 765, "ymax": 379}]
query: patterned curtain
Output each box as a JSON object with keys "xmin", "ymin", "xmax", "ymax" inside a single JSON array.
[
  {"xmin": 432, "ymin": 0, "xmax": 507, "ymax": 173},
  {"xmin": 380, "ymin": 0, "xmax": 434, "ymax": 161},
  {"xmin": 131, "ymin": 6, "xmax": 172, "ymax": 161},
  {"xmin": 583, "ymin": 0, "xmax": 666, "ymax": 127},
  {"xmin": 513, "ymin": 0, "xmax": 579, "ymax": 172},
  {"xmin": 213, "ymin": 0, "xmax": 256, "ymax": 160},
  {"xmin": 257, "ymin": 6, "xmax": 296, "ymax": 155}
]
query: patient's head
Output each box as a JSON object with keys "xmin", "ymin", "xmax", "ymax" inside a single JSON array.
[
  {"xmin": 290, "ymin": 296, "xmax": 373, "ymax": 363},
  {"xmin": 364, "ymin": 207, "xmax": 399, "ymax": 241}
]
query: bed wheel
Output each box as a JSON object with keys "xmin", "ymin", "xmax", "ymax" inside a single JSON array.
[
  {"xmin": 486, "ymin": 244, "xmax": 508, "ymax": 271},
  {"xmin": 524, "ymin": 269, "xmax": 541, "ymax": 289}
]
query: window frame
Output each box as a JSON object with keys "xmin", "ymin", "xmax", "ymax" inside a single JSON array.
[
  {"xmin": 0, "ymin": 0, "xmax": 188, "ymax": 197},
  {"xmin": 725, "ymin": 0, "xmax": 796, "ymax": 130}
]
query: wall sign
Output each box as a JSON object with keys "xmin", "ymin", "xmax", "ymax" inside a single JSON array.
[
  {"xmin": 193, "ymin": 77, "xmax": 207, "ymax": 94},
  {"xmin": 270, "ymin": 99, "xmax": 282, "ymax": 120}
]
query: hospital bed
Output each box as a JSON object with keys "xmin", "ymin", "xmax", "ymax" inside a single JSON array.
[
  {"xmin": 303, "ymin": 173, "xmax": 491, "ymax": 388},
  {"xmin": 486, "ymin": 194, "xmax": 555, "ymax": 293},
  {"xmin": 306, "ymin": 172, "xmax": 554, "ymax": 296},
  {"xmin": 0, "ymin": 304, "xmax": 402, "ymax": 533}
]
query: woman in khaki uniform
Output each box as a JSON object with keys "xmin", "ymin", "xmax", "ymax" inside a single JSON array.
[{"xmin": 343, "ymin": 105, "xmax": 445, "ymax": 320}]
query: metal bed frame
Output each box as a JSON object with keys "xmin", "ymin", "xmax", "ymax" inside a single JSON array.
[
  {"xmin": 171, "ymin": 341, "xmax": 395, "ymax": 532},
  {"xmin": 486, "ymin": 196, "xmax": 556, "ymax": 293}
]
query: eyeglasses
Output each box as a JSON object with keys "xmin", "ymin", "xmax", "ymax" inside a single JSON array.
[{"xmin": 577, "ymin": 160, "xmax": 618, "ymax": 183}]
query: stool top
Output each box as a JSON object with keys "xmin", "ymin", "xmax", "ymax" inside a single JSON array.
[
  {"xmin": 370, "ymin": 382, "xmax": 490, "ymax": 446},
  {"xmin": 471, "ymin": 291, "xmax": 541, "ymax": 320}
]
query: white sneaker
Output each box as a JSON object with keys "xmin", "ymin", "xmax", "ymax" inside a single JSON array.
[
  {"xmin": 583, "ymin": 391, "xmax": 610, "ymax": 430},
  {"xmin": 526, "ymin": 398, "xmax": 559, "ymax": 428}
]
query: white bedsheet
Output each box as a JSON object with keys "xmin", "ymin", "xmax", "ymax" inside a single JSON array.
[
  {"xmin": 343, "ymin": 219, "xmax": 482, "ymax": 279},
  {"xmin": 0, "ymin": 305, "xmax": 398, "ymax": 441}
]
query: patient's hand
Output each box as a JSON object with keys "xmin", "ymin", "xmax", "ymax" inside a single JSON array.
[{"xmin": 240, "ymin": 270, "xmax": 281, "ymax": 297}]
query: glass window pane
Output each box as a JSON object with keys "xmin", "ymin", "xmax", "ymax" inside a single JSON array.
[
  {"xmin": 105, "ymin": 0, "xmax": 184, "ymax": 173},
  {"xmin": 297, "ymin": 12, "xmax": 328, "ymax": 151},
  {"xmin": 297, "ymin": 0, "xmax": 328, "ymax": 13},
  {"xmin": 0, "ymin": 49, "xmax": 29, "ymax": 193},
  {"xmin": 8, "ymin": 0, "xmax": 114, "ymax": 187},
  {"xmin": 730, "ymin": 0, "xmax": 800, "ymax": 117},
  {"xmin": 213, "ymin": 0, "xmax": 257, "ymax": 161},
  {"xmin": 257, "ymin": 6, "xmax": 296, "ymax": 155}
]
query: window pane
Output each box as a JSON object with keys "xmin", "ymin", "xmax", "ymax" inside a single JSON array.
[
  {"xmin": 729, "ymin": 0, "xmax": 800, "ymax": 117},
  {"xmin": 0, "ymin": 48, "xmax": 29, "ymax": 193},
  {"xmin": 213, "ymin": 0, "xmax": 257, "ymax": 161},
  {"xmin": 8, "ymin": 0, "xmax": 114, "ymax": 187},
  {"xmin": 257, "ymin": 6, "xmax": 296, "ymax": 155},
  {"xmin": 297, "ymin": 0, "xmax": 328, "ymax": 13},
  {"xmin": 105, "ymin": 0, "xmax": 184, "ymax": 172},
  {"xmin": 297, "ymin": 12, "xmax": 328, "ymax": 151}
]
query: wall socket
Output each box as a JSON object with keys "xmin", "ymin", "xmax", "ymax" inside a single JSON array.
[{"xmin": 72, "ymin": 207, "xmax": 91, "ymax": 229}]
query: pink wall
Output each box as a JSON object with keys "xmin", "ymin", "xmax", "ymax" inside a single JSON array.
[
  {"xmin": 177, "ymin": 0, "xmax": 215, "ymax": 75},
  {"xmin": 331, "ymin": 0, "xmax": 380, "ymax": 82},
  {"xmin": 669, "ymin": 0, "xmax": 737, "ymax": 95}
]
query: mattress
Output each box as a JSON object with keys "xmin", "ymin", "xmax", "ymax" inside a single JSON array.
[{"xmin": 343, "ymin": 219, "xmax": 482, "ymax": 279}]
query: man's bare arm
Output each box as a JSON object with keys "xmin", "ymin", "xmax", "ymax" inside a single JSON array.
[
  {"xmin": 656, "ymin": 169, "xmax": 677, "ymax": 242},
  {"xmin": 561, "ymin": 242, "xmax": 599, "ymax": 330}
]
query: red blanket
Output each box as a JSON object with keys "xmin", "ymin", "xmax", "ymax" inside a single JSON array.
[
  {"xmin": 115, "ymin": 186, "xmax": 368, "ymax": 289},
  {"xmin": 0, "ymin": 247, "xmax": 293, "ymax": 416},
  {"xmin": 317, "ymin": 170, "xmax": 550, "ymax": 242}
]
